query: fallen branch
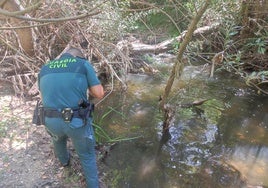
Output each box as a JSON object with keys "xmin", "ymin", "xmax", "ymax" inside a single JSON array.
[
  {"xmin": 127, "ymin": 22, "xmax": 220, "ymax": 55},
  {"xmin": 162, "ymin": 99, "xmax": 209, "ymax": 132},
  {"xmin": 179, "ymin": 99, "xmax": 209, "ymax": 108}
]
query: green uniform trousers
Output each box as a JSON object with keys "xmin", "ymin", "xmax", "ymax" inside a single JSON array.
[{"xmin": 45, "ymin": 117, "xmax": 99, "ymax": 188}]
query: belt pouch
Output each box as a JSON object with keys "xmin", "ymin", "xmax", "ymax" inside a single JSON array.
[
  {"xmin": 61, "ymin": 108, "xmax": 73, "ymax": 122},
  {"xmin": 32, "ymin": 100, "xmax": 44, "ymax": 125}
]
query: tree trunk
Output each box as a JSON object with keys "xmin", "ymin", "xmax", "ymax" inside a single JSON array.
[
  {"xmin": 1, "ymin": 0, "xmax": 34, "ymax": 56},
  {"xmin": 160, "ymin": 0, "xmax": 211, "ymax": 110}
]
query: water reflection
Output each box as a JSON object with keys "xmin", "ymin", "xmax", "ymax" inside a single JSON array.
[
  {"xmin": 99, "ymin": 68, "xmax": 268, "ymax": 187},
  {"xmin": 227, "ymin": 144, "xmax": 268, "ymax": 186},
  {"xmin": 163, "ymin": 119, "xmax": 218, "ymax": 171}
]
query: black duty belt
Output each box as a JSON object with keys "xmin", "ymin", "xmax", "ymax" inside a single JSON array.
[
  {"xmin": 44, "ymin": 108, "xmax": 79, "ymax": 118},
  {"xmin": 44, "ymin": 108, "xmax": 80, "ymax": 122},
  {"xmin": 43, "ymin": 103, "xmax": 94, "ymax": 123}
]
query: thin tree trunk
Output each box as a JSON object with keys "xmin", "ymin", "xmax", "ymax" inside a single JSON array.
[
  {"xmin": 1, "ymin": 0, "xmax": 35, "ymax": 56},
  {"xmin": 160, "ymin": 0, "xmax": 211, "ymax": 110}
]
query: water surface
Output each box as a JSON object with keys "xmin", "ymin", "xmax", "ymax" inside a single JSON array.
[{"xmin": 96, "ymin": 64, "xmax": 268, "ymax": 188}]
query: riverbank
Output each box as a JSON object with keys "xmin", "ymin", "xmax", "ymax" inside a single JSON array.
[{"xmin": 0, "ymin": 81, "xmax": 107, "ymax": 188}]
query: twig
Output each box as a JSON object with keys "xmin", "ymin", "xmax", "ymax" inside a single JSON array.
[
  {"xmin": 0, "ymin": 23, "xmax": 50, "ymax": 30},
  {"xmin": 248, "ymin": 81, "xmax": 268, "ymax": 95},
  {"xmin": 0, "ymin": 1, "xmax": 42, "ymax": 16},
  {"xmin": 0, "ymin": 10, "xmax": 101, "ymax": 23}
]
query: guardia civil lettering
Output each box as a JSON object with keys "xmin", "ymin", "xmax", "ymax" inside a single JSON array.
[{"xmin": 47, "ymin": 58, "xmax": 77, "ymax": 68}]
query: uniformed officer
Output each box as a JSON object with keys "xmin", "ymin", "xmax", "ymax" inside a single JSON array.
[{"xmin": 38, "ymin": 47, "xmax": 104, "ymax": 188}]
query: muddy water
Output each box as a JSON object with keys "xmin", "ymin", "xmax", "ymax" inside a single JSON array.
[{"xmin": 95, "ymin": 62, "xmax": 268, "ymax": 188}]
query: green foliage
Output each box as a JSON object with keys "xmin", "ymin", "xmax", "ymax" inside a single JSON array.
[
  {"xmin": 93, "ymin": 106, "xmax": 141, "ymax": 144},
  {"xmin": 177, "ymin": 99, "xmax": 225, "ymax": 124},
  {"xmin": 201, "ymin": 99, "xmax": 225, "ymax": 124},
  {"xmin": 246, "ymin": 37, "xmax": 267, "ymax": 54},
  {"xmin": 142, "ymin": 54, "xmax": 155, "ymax": 64},
  {"xmin": 246, "ymin": 71, "xmax": 268, "ymax": 85},
  {"xmin": 123, "ymin": 0, "xmax": 193, "ymax": 36}
]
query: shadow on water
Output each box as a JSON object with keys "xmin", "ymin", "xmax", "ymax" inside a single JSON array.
[{"xmin": 97, "ymin": 63, "xmax": 268, "ymax": 188}]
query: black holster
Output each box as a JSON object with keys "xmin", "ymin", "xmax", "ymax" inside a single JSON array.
[
  {"xmin": 32, "ymin": 100, "xmax": 44, "ymax": 126},
  {"xmin": 78, "ymin": 99, "xmax": 94, "ymax": 124}
]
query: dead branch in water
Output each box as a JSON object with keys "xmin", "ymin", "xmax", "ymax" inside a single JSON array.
[{"xmin": 162, "ymin": 99, "xmax": 209, "ymax": 132}]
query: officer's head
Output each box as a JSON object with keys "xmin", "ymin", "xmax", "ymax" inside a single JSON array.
[{"xmin": 66, "ymin": 47, "xmax": 85, "ymax": 59}]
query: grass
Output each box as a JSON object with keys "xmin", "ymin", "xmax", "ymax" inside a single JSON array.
[{"xmin": 92, "ymin": 106, "xmax": 142, "ymax": 144}]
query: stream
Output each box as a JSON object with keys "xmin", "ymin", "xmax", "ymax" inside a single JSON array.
[{"xmin": 95, "ymin": 55, "xmax": 268, "ymax": 188}]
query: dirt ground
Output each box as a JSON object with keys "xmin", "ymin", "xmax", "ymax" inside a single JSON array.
[{"xmin": 0, "ymin": 82, "xmax": 107, "ymax": 188}]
